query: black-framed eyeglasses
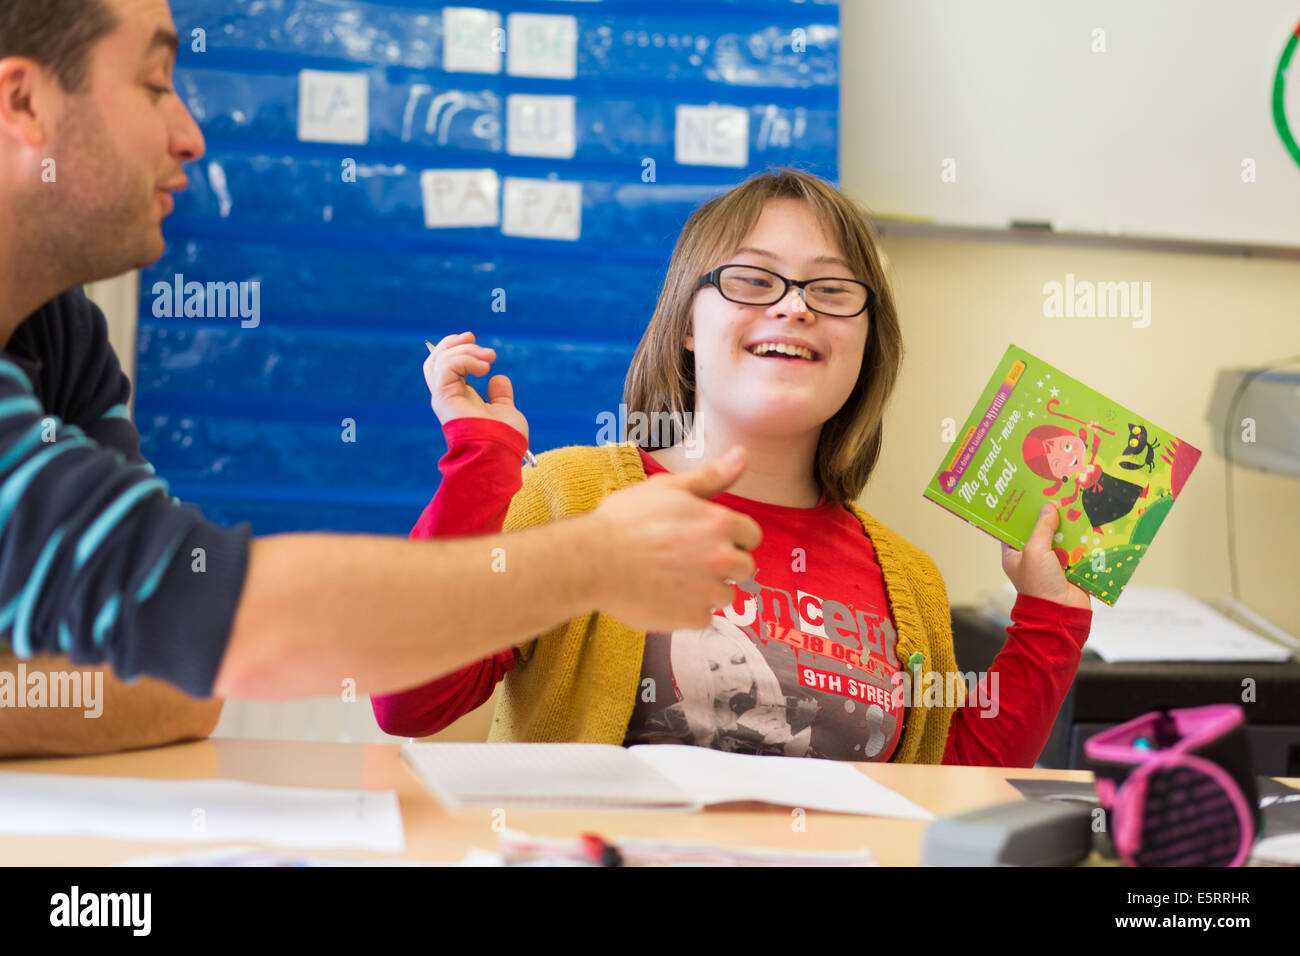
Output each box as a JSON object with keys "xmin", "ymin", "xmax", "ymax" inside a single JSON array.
[{"xmin": 697, "ymin": 264, "xmax": 873, "ymax": 317}]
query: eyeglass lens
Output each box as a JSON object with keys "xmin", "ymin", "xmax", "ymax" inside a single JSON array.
[{"xmin": 716, "ymin": 265, "xmax": 867, "ymax": 316}]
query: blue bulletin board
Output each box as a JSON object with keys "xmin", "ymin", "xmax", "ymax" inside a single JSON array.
[{"xmin": 136, "ymin": 0, "xmax": 840, "ymax": 534}]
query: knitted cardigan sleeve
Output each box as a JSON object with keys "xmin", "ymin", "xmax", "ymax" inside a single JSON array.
[
  {"xmin": 896, "ymin": 542, "xmax": 963, "ymax": 763},
  {"xmin": 488, "ymin": 443, "xmax": 650, "ymax": 743},
  {"xmin": 846, "ymin": 505, "xmax": 961, "ymax": 765}
]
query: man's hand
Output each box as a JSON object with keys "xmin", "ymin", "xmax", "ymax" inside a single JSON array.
[
  {"xmin": 423, "ymin": 331, "xmax": 529, "ymax": 442},
  {"xmin": 1000, "ymin": 505, "xmax": 1092, "ymax": 611},
  {"xmin": 216, "ymin": 446, "xmax": 759, "ymax": 698},
  {"xmin": 588, "ymin": 446, "xmax": 761, "ymax": 630}
]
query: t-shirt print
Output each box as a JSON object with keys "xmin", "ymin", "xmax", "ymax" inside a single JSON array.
[{"xmin": 623, "ymin": 571, "xmax": 904, "ymax": 761}]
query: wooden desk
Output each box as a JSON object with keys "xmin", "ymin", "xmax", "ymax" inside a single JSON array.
[{"xmin": 3, "ymin": 738, "xmax": 1288, "ymax": 866}]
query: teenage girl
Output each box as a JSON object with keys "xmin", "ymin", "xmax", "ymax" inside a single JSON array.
[{"xmin": 373, "ymin": 169, "xmax": 1092, "ymax": 766}]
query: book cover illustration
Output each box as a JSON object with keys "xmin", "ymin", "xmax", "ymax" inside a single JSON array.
[{"xmin": 922, "ymin": 344, "xmax": 1201, "ymax": 605}]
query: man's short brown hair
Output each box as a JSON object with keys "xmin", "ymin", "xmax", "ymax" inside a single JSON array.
[{"xmin": 0, "ymin": 0, "xmax": 120, "ymax": 91}]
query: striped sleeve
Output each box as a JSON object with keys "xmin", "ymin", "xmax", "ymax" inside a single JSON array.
[
  {"xmin": 0, "ymin": 356, "xmax": 250, "ymax": 697},
  {"xmin": 45, "ymin": 288, "xmax": 146, "ymax": 464}
]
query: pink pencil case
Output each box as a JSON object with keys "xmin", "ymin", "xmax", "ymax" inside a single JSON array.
[{"xmin": 1084, "ymin": 704, "xmax": 1259, "ymax": 867}]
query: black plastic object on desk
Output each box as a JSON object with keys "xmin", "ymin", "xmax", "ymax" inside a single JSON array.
[{"xmin": 921, "ymin": 799, "xmax": 1095, "ymax": 866}]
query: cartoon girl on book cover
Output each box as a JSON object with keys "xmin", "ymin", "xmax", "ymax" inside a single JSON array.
[
  {"xmin": 1020, "ymin": 398, "xmax": 1155, "ymax": 536},
  {"xmin": 1018, "ymin": 397, "xmax": 1200, "ymax": 586}
]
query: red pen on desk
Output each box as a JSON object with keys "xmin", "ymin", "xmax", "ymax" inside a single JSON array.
[
  {"xmin": 425, "ymin": 339, "xmax": 537, "ymax": 467},
  {"xmin": 579, "ymin": 832, "xmax": 624, "ymax": 867}
]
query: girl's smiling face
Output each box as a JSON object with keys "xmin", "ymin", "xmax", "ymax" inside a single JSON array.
[
  {"xmin": 1044, "ymin": 434, "xmax": 1084, "ymax": 479},
  {"xmin": 686, "ymin": 198, "xmax": 870, "ymax": 439}
]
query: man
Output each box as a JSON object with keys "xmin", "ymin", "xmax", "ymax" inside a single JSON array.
[{"xmin": 0, "ymin": 0, "xmax": 760, "ymax": 753}]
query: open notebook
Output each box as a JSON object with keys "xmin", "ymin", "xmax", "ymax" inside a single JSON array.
[{"xmin": 401, "ymin": 742, "xmax": 933, "ymax": 819}]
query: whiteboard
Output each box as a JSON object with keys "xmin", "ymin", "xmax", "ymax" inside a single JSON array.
[{"xmin": 843, "ymin": 0, "xmax": 1300, "ymax": 247}]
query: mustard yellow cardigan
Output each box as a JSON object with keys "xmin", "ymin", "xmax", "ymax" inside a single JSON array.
[{"xmin": 488, "ymin": 442, "xmax": 961, "ymax": 764}]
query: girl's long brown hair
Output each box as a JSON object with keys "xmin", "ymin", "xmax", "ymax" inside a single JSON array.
[{"xmin": 623, "ymin": 168, "xmax": 903, "ymax": 503}]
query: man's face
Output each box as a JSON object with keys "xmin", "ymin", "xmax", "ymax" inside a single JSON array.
[{"xmin": 40, "ymin": 0, "xmax": 204, "ymax": 279}]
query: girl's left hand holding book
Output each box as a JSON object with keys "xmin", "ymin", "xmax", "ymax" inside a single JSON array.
[{"xmin": 1000, "ymin": 505, "xmax": 1092, "ymax": 611}]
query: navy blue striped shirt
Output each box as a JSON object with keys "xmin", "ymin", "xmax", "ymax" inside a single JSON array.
[{"xmin": 0, "ymin": 289, "xmax": 250, "ymax": 697}]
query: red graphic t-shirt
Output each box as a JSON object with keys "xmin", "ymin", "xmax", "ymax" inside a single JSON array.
[{"xmin": 623, "ymin": 449, "xmax": 904, "ymax": 761}]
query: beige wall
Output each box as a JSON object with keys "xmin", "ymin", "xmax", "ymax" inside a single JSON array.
[
  {"xmin": 84, "ymin": 273, "xmax": 139, "ymax": 389},
  {"xmin": 851, "ymin": 232, "xmax": 1300, "ymax": 635}
]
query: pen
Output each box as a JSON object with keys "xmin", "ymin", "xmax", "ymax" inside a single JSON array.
[
  {"xmin": 579, "ymin": 832, "xmax": 624, "ymax": 867},
  {"xmin": 426, "ymin": 339, "xmax": 537, "ymax": 467}
]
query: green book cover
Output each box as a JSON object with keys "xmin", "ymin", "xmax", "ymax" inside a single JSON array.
[{"xmin": 922, "ymin": 344, "xmax": 1202, "ymax": 606}]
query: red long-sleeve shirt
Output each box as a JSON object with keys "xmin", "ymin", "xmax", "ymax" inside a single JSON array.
[
  {"xmin": 371, "ymin": 418, "xmax": 1092, "ymax": 766},
  {"xmin": 368, "ymin": 418, "xmax": 523, "ymax": 738}
]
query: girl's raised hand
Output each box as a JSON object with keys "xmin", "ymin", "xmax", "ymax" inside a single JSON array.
[
  {"xmin": 1000, "ymin": 504, "xmax": 1092, "ymax": 611},
  {"xmin": 423, "ymin": 331, "xmax": 529, "ymax": 442}
]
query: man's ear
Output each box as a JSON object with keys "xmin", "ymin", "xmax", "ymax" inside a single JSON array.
[{"xmin": 0, "ymin": 58, "xmax": 56, "ymax": 149}]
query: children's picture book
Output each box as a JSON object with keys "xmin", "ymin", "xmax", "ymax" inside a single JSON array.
[{"xmin": 923, "ymin": 344, "xmax": 1201, "ymax": 606}]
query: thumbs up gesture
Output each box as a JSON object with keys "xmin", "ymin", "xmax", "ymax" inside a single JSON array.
[{"xmin": 589, "ymin": 447, "xmax": 762, "ymax": 630}]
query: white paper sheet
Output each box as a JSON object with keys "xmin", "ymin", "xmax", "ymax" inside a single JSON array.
[
  {"xmin": 122, "ymin": 845, "xmax": 450, "ymax": 867},
  {"xmin": 402, "ymin": 742, "xmax": 695, "ymax": 809},
  {"xmin": 1252, "ymin": 833, "xmax": 1300, "ymax": 865},
  {"xmin": 505, "ymin": 13, "xmax": 578, "ymax": 79},
  {"xmin": 297, "ymin": 70, "xmax": 369, "ymax": 145},
  {"xmin": 631, "ymin": 744, "xmax": 934, "ymax": 820},
  {"xmin": 402, "ymin": 742, "xmax": 932, "ymax": 820},
  {"xmin": 0, "ymin": 773, "xmax": 405, "ymax": 853},
  {"xmin": 675, "ymin": 104, "xmax": 749, "ymax": 167},
  {"xmin": 501, "ymin": 177, "xmax": 582, "ymax": 240},
  {"xmin": 506, "ymin": 94, "xmax": 576, "ymax": 158},
  {"xmin": 442, "ymin": 7, "xmax": 503, "ymax": 74},
  {"xmin": 1082, "ymin": 587, "xmax": 1293, "ymax": 662}
]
